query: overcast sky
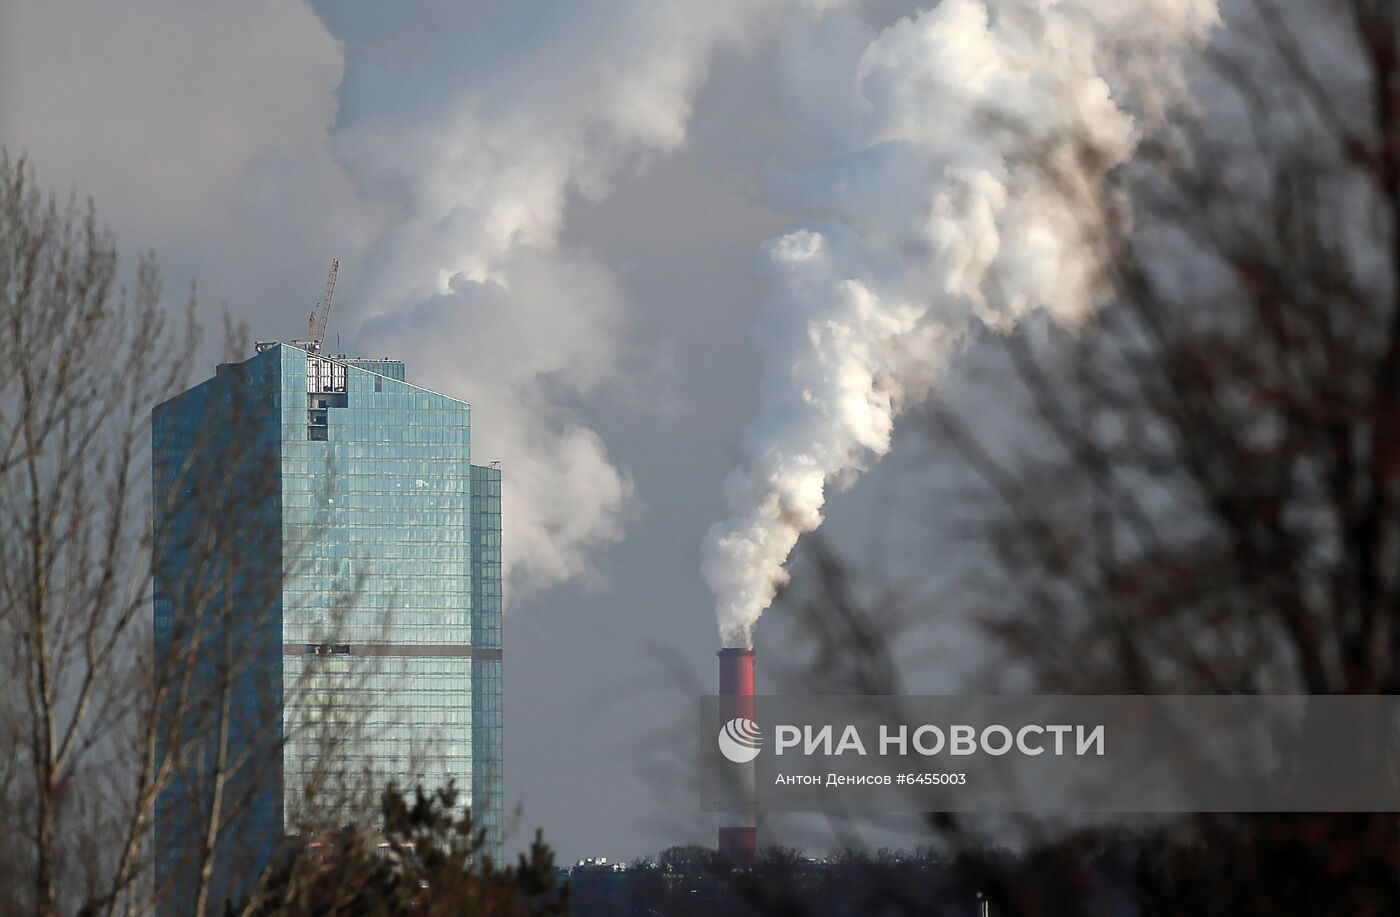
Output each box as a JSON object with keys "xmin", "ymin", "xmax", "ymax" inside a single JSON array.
[{"xmin": 0, "ymin": 0, "xmax": 1227, "ymax": 861}]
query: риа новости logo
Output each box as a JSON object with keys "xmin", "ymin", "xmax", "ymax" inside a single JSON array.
[{"xmin": 718, "ymin": 717, "xmax": 763, "ymax": 763}]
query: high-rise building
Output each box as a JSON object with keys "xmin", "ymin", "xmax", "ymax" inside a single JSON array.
[{"xmin": 151, "ymin": 342, "xmax": 502, "ymax": 911}]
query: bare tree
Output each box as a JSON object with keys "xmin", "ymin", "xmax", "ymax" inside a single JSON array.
[
  {"xmin": 0, "ymin": 151, "xmax": 205, "ymax": 915},
  {"xmin": 746, "ymin": 1, "xmax": 1400, "ymax": 913},
  {"xmin": 0, "ymin": 151, "xmax": 306, "ymax": 916},
  {"xmin": 932, "ymin": 0, "xmax": 1400, "ymax": 697},
  {"xmin": 0, "ymin": 154, "xmax": 553, "ymax": 917}
]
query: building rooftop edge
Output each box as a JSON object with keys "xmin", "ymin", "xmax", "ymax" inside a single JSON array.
[{"xmin": 253, "ymin": 341, "xmax": 471, "ymax": 409}]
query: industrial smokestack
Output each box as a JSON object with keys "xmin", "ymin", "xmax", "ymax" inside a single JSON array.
[{"xmin": 718, "ymin": 647, "xmax": 756, "ymax": 860}]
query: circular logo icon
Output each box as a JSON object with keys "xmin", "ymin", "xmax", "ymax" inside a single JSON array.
[{"xmin": 717, "ymin": 717, "xmax": 763, "ymax": 763}]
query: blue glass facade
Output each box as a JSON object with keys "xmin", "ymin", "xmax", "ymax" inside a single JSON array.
[
  {"xmin": 470, "ymin": 464, "xmax": 503, "ymax": 849},
  {"xmin": 152, "ymin": 353, "xmax": 286, "ymax": 913},
  {"xmin": 153, "ymin": 343, "xmax": 503, "ymax": 910}
]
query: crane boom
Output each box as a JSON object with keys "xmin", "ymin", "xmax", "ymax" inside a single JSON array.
[{"xmin": 309, "ymin": 258, "xmax": 339, "ymax": 354}]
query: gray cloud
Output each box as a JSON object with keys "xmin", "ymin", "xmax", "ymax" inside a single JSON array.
[{"xmin": 0, "ymin": 0, "xmax": 370, "ymax": 319}]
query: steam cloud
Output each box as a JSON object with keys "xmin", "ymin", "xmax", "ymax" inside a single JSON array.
[
  {"xmin": 703, "ymin": 0, "xmax": 1219, "ymax": 646},
  {"xmin": 1, "ymin": 0, "xmax": 1214, "ymax": 623},
  {"xmin": 344, "ymin": 0, "xmax": 833, "ymax": 599}
]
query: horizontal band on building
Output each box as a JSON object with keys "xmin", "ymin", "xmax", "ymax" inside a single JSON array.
[{"xmin": 284, "ymin": 643, "xmax": 501, "ymax": 659}]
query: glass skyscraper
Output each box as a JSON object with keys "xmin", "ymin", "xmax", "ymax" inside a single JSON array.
[{"xmin": 152, "ymin": 342, "xmax": 502, "ymax": 911}]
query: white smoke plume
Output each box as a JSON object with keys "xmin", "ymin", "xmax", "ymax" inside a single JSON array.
[
  {"xmin": 3, "ymin": 0, "xmax": 861, "ymax": 605},
  {"xmin": 703, "ymin": 0, "xmax": 1219, "ymax": 646},
  {"xmin": 344, "ymin": 0, "xmax": 834, "ymax": 597}
]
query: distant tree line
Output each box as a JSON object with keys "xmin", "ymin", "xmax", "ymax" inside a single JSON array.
[{"xmin": 570, "ymin": 833, "xmax": 1348, "ymax": 917}]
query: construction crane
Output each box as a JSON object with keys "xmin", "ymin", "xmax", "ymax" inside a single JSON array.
[{"xmin": 306, "ymin": 257, "xmax": 340, "ymax": 354}]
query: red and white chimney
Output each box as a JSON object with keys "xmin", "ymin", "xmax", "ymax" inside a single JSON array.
[{"xmin": 717, "ymin": 647, "xmax": 756, "ymax": 860}]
